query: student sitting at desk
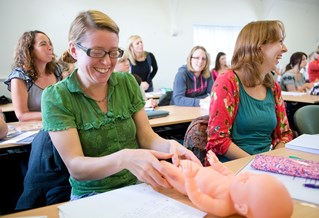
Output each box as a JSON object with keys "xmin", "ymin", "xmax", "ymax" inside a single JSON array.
[
  {"xmin": 207, "ymin": 20, "xmax": 293, "ymax": 162},
  {"xmin": 0, "ymin": 109, "xmax": 8, "ymax": 139},
  {"xmin": 171, "ymin": 46, "xmax": 213, "ymax": 107},
  {"xmin": 41, "ymin": 10, "xmax": 200, "ymax": 200},
  {"xmin": 114, "ymin": 51, "xmax": 158, "ymax": 108},
  {"xmin": 4, "ymin": 30, "xmax": 63, "ymax": 121}
]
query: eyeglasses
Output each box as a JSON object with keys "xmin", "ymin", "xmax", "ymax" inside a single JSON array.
[
  {"xmin": 76, "ymin": 43, "xmax": 124, "ymax": 59},
  {"xmin": 191, "ymin": 56, "xmax": 207, "ymax": 61}
]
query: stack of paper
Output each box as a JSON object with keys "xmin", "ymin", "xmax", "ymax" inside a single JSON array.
[
  {"xmin": 285, "ymin": 134, "xmax": 319, "ymax": 154},
  {"xmin": 58, "ymin": 183, "xmax": 206, "ymax": 218}
]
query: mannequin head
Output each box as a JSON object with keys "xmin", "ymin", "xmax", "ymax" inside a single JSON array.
[{"xmin": 230, "ymin": 172, "xmax": 293, "ymax": 218}]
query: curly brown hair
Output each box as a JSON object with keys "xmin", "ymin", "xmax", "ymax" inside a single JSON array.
[{"xmin": 12, "ymin": 30, "xmax": 57, "ymax": 81}]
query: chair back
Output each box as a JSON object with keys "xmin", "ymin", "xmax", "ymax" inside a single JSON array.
[{"xmin": 294, "ymin": 105, "xmax": 319, "ymax": 134}]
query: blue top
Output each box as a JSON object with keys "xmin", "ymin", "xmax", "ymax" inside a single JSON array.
[
  {"xmin": 231, "ymin": 79, "xmax": 276, "ymax": 154},
  {"xmin": 42, "ymin": 70, "xmax": 145, "ymax": 196},
  {"xmin": 171, "ymin": 65, "xmax": 214, "ymax": 106}
]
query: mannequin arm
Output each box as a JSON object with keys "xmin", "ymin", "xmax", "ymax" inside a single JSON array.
[
  {"xmin": 207, "ymin": 150, "xmax": 234, "ymax": 176},
  {"xmin": 181, "ymin": 160, "xmax": 233, "ymax": 217}
]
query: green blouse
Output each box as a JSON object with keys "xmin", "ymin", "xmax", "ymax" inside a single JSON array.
[{"xmin": 42, "ymin": 70, "xmax": 145, "ymax": 196}]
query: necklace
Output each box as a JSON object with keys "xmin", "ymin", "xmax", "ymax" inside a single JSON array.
[{"xmin": 94, "ymin": 95, "xmax": 108, "ymax": 103}]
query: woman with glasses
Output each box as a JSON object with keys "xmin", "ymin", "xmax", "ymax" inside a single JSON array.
[
  {"xmin": 41, "ymin": 10, "xmax": 200, "ymax": 200},
  {"xmin": 171, "ymin": 46, "xmax": 213, "ymax": 107}
]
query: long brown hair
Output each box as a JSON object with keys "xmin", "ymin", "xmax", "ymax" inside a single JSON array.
[
  {"xmin": 12, "ymin": 30, "xmax": 57, "ymax": 81},
  {"xmin": 231, "ymin": 20, "xmax": 286, "ymax": 88}
]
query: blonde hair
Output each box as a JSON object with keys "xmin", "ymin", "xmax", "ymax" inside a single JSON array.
[
  {"xmin": 186, "ymin": 46, "xmax": 211, "ymax": 79},
  {"xmin": 231, "ymin": 20, "xmax": 286, "ymax": 88},
  {"xmin": 68, "ymin": 10, "xmax": 119, "ymax": 45},
  {"xmin": 126, "ymin": 35, "xmax": 146, "ymax": 66}
]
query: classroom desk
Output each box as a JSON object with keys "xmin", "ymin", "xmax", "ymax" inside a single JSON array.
[
  {"xmin": 281, "ymin": 92, "xmax": 319, "ymax": 104},
  {"xmin": 149, "ymin": 105, "xmax": 208, "ymax": 127},
  {"xmin": 2, "ymin": 148, "xmax": 318, "ymax": 218},
  {"xmin": 0, "ymin": 103, "xmax": 14, "ymax": 113},
  {"xmin": 0, "ymin": 121, "xmax": 42, "ymax": 149}
]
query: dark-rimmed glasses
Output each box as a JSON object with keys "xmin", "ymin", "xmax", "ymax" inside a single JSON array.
[{"xmin": 76, "ymin": 43, "xmax": 124, "ymax": 59}]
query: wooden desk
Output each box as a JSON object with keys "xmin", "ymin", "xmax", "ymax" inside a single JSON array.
[
  {"xmin": 149, "ymin": 105, "xmax": 208, "ymax": 127},
  {"xmin": 3, "ymin": 148, "xmax": 318, "ymax": 218},
  {"xmin": 0, "ymin": 103, "xmax": 14, "ymax": 112},
  {"xmin": 282, "ymin": 92, "xmax": 319, "ymax": 104}
]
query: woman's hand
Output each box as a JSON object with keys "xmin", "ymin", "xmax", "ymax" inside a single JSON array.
[
  {"xmin": 141, "ymin": 81, "xmax": 150, "ymax": 91},
  {"xmin": 120, "ymin": 149, "xmax": 173, "ymax": 189},
  {"xmin": 168, "ymin": 140, "xmax": 202, "ymax": 167}
]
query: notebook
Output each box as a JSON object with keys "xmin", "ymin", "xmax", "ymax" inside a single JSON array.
[
  {"xmin": 146, "ymin": 110, "xmax": 169, "ymax": 119},
  {"xmin": 285, "ymin": 134, "xmax": 319, "ymax": 154}
]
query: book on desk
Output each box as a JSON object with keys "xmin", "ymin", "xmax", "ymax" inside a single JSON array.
[{"xmin": 285, "ymin": 134, "xmax": 319, "ymax": 154}]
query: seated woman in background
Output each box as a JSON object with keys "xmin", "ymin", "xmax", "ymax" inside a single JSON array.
[
  {"xmin": 207, "ymin": 20, "xmax": 293, "ymax": 162},
  {"xmin": 171, "ymin": 46, "xmax": 213, "ymax": 107},
  {"xmin": 211, "ymin": 52, "xmax": 229, "ymax": 81},
  {"xmin": 4, "ymin": 31, "xmax": 70, "ymax": 211},
  {"xmin": 280, "ymin": 52, "xmax": 312, "ymax": 92},
  {"xmin": 0, "ymin": 109, "xmax": 8, "ymax": 139},
  {"xmin": 114, "ymin": 51, "xmax": 158, "ymax": 108},
  {"xmin": 126, "ymin": 35, "xmax": 158, "ymax": 92},
  {"xmin": 4, "ymin": 30, "xmax": 63, "ymax": 121},
  {"xmin": 308, "ymin": 50, "xmax": 319, "ymax": 82},
  {"xmin": 280, "ymin": 52, "xmax": 313, "ymax": 129}
]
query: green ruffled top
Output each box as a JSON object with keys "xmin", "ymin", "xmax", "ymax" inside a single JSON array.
[{"xmin": 42, "ymin": 70, "xmax": 145, "ymax": 196}]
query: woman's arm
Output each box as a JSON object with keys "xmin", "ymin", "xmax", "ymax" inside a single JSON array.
[
  {"xmin": 0, "ymin": 110, "xmax": 8, "ymax": 139},
  {"xmin": 207, "ymin": 72, "xmax": 241, "ymax": 156},
  {"xmin": 271, "ymin": 83, "xmax": 293, "ymax": 146},
  {"xmin": 10, "ymin": 79, "xmax": 42, "ymax": 121}
]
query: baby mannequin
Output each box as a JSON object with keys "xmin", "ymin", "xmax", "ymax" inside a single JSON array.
[{"xmin": 160, "ymin": 151, "xmax": 293, "ymax": 218}]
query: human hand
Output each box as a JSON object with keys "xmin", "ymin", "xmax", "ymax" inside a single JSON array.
[
  {"xmin": 0, "ymin": 109, "xmax": 5, "ymax": 121},
  {"xmin": 141, "ymin": 81, "xmax": 150, "ymax": 91},
  {"xmin": 168, "ymin": 140, "xmax": 202, "ymax": 167},
  {"xmin": 122, "ymin": 149, "xmax": 173, "ymax": 189},
  {"xmin": 145, "ymin": 99, "xmax": 158, "ymax": 108}
]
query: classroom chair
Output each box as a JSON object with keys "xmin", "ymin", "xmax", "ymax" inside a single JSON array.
[{"xmin": 293, "ymin": 105, "xmax": 319, "ymax": 134}]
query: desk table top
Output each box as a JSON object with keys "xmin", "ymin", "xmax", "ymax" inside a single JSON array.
[
  {"xmin": 2, "ymin": 148, "xmax": 318, "ymax": 218},
  {"xmin": 282, "ymin": 92, "xmax": 319, "ymax": 104}
]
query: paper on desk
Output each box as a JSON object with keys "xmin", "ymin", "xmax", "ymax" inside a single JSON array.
[
  {"xmin": 0, "ymin": 130, "xmax": 39, "ymax": 145},
  {"xmin": 281, "ymin": 91, "xmax": 307, "ymax": 96},
  {"xmin": 239, "ymin": 160, "xmax": 319, "ymax": 205},
  {"xmin": 58, "ymin": 183, "xmax": 206, "ymax": 218}
]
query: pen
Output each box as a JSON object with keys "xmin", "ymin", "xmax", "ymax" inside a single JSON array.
[
  {"xmin": 303, "ymin": 184, "xmax": 319, "ymax": 189},
  {"xmin": 288, "ymin": 155, "xmax": 301, "ymax": 159}
]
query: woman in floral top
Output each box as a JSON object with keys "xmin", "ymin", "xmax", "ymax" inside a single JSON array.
[{"xmin": 207, "ymin": 20, "xmax": 293, "ymax": 162}]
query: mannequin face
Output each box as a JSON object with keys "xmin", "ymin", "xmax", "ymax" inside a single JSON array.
[{"xmin": 230, "ymin": 172, "xmax": 293, "ymax": 218}]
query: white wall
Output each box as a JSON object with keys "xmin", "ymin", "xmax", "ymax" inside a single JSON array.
[{"xmin": 0, "ymin": 0, "xmax": 318, "ymax": 97}]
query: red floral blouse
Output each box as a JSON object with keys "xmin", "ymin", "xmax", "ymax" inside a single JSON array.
[{"xmin": 206, "ymin": 70, "xmax": 293, "ymax": 155}]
